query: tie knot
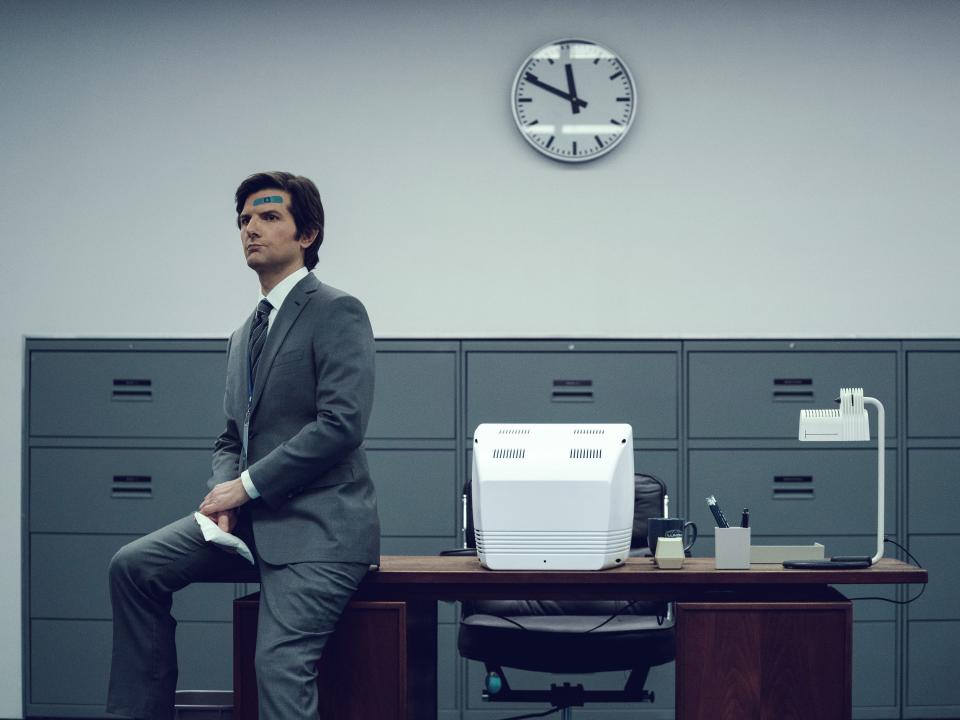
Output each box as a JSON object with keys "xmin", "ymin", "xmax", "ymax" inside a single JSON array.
[{"xmin": 255, "ymin": 299, "xmax": 273, "ymax": 321}]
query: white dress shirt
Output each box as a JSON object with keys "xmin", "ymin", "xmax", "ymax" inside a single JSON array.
[{"xmin": 240, "ymin": 266, "xmax": 310, "ymax": 499}]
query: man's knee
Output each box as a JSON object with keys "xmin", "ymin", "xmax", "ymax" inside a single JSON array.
[
  {"xmin": 109, "ymin": 542, "xmax": 138, "ymax": 584},
  {"xmin": 255, "ymin": 642, "xmax": 318, "ymax": 689}
]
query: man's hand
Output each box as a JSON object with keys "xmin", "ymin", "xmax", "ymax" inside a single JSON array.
[
  {"xmin": 199, "ymin": 478, "xmax": 250, "ymax": 518},
  {"xmin": 208, "ymin": 509, "xmax": 237, "ymax": 533}
]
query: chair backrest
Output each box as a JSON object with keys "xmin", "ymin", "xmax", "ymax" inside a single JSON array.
[
  {"xmin": 631, "ymin": 473, "xmax": 667, "ymax": 550},
  {"xmin": 461, "ymin": 473, "xmax": 666, "ymax": 551}
]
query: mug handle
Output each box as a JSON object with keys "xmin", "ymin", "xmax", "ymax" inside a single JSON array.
[{"xmin": 682, "ymin": 521, "xmax": 698, "ymax": 553}]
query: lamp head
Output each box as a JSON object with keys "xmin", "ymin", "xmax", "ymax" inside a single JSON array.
[{"xmin": 799, "ymin": 387, "xmax": 871, "ymax": 442}]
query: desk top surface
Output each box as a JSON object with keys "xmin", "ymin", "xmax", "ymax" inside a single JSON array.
[{"xmin": 365, "ymin": 556, "xmax": 926, "ymax": 589}]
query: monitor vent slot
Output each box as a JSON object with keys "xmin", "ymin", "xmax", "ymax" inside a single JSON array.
[
  {"xmin": 572, "ymin": 428, "xmax": 605, "ymax": 435},
  {"xmin": 497, "ymin": 428, "xmax": 531, "ymax": 435},
  {"xmin": 493, "ymin": 448, "xmax": 526, "ymax": 459},
  {"xmin": 570, "ymin": 448, "xmax": 602, "ymax": 459}
]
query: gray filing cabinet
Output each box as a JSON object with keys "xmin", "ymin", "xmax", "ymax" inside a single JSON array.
[
  {"xmin": 24, "ymin": 337, "xmax": 950, "ymax": 719},
  {"xmin": 686, "ymin": 340, "xmax": 901, "ymax": 720},
  {"xmin": 366, "ymin": 340, "xmax": 463, "ymax": 720},
  {"xmin": 904, "ymin": 342, "xmax": 960, "ymax": 718},
  {"xmin": 462, "ymin": 340, "xmax": 680, "ymax": 720},
  {"xmin": 24, "ymin": 339, "xmax": 234, "ymax": 718}
]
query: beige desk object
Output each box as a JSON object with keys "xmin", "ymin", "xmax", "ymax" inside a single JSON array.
[{"xmin": 654, "ymin": 536, "xmax": 685, "ymax": 569}]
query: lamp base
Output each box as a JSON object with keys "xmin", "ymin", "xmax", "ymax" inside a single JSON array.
[{"xmin": 783, "ymin": 557, "xmax": 871, "ymax": 569}]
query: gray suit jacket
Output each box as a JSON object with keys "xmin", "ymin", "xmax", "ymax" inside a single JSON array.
[{"xmin": 209, "ymin": 273, "xmax": 380, "ymax": 565}]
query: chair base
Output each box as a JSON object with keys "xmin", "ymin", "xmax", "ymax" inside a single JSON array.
[{"xmin": 481, "ymin": 663, "xmax": 655, "ymax": 709}]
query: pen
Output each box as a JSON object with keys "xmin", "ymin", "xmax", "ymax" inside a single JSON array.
[
  {"xmin": 706, "ymin": 495, "xmax": 730, "ymax": 529},
  {"xmin": 741, "ymin": 508, "xmax": 750, "ymax": 528}
]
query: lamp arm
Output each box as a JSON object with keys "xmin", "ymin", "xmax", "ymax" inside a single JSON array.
[{"xmin": 864, "ymin": 397, "xmax": 885, "ymax": 564}]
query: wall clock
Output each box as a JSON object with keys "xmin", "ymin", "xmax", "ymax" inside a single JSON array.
[{"xmin": 511, "ymin": 38, "xmax": 636, "ymax": 163}]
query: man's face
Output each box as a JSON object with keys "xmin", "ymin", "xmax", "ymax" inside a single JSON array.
[{"xmin": 238, "ymin": 189, "xmax": 311, "ymax": 275}]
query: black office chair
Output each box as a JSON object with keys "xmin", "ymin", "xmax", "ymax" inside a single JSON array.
[{"xmin": 452, "ymin": 473, "xmax": 676, "ymax": 720}]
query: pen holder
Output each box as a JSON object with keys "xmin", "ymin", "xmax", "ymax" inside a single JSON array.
[{"xmin": 715, "ymin": 527, "xmax": 751, "ymax": 570}]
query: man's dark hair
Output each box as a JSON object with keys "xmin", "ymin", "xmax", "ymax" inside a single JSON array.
[{"xmin": 235, "ymin": 171, "xmax": 325, "ymax": 271}]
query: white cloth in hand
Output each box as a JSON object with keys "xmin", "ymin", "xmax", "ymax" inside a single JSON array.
[{"xmin": 193, "ymin": 512, "xmax": 255, "ymax": 565}]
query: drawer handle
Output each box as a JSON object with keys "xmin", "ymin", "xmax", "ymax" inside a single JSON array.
[
  {"xmin": 772, "ymin": 390, "xmax": 814, "ymax": 402},
  {"xmin": 112, "ymin": 378, "xmax": 153, "ymax": 402},
  {"xmin": 112, "ymin": 475, "xmax": 153, "ymax": 499},
  {"xmin": 552, "ymin": 379, "xmax": 593, "ymax": 403},
  {"xmin": 773, "ymin": 475, "xmax": 814, "ymax": 499},
  {"xmin": 774, "ymin": 378, "xmax": 813, "ymax": 386}
]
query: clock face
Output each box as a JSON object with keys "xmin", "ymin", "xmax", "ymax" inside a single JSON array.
[{"xmin": 512, "ymin": 39, "xmax": 636, "ymax": 163}]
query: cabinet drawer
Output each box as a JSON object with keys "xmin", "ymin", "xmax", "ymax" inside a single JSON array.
[
  {"xmin": 908, "ymin": 620, "xmax": 960, "ymax": 708},
  {"xmin": 689, "ymin": 449, "xmax": 897, "ymax": 536},
  {"xmin": 905, "ymin": 535, "xmax": 959, "ymax": 621},
  {"xmin": 908, "ymin": 351, "xmax": 960, "ymax": 437},
  {"xmin": 30, "ymin": 350, "xmax": 226, "ymax": 438},
  {"xmin": 688, "ymin": 351, "xmax": 897, "ymax": 439},
  {"xmin": 31, "ymin": 447, "xmax": 212, "ymax": 533},
  {"xmin": 369, "ymin": 350, "xmax": 457, "ymax": 439},
  {"xmin": 907, "ymin": 449, "xmax": 960, "ymax": 532},
  {"xmin": 175, "ymin": 621, "xmax": 234, "ymax": 690},
  {"xmin": 466, "ymin": 352, "xmax": 677, "ymax": 438},
  {"xmin": 31, "ymin": 619, "xmax": 113, "ymax": 706},
  {"xmin": 367, "ymin": 449, "xmax": 456, "ymax": 536},
  {"xmin": 853, "ymin": 622, "xmax": 897, "ymax": 709},
  {"xmin": 31, "ymin": 533, "xmax": 235, "ymax": 621}
]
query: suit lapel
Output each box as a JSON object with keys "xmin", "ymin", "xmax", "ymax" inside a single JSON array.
[{"xmin": 250, "ymin": 272, "xmax": 319, "ymax": 411}]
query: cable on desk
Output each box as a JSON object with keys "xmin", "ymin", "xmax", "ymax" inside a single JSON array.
[{"xmin": 845, "ymin": 538, "xmax": 927, "ymax": 605}]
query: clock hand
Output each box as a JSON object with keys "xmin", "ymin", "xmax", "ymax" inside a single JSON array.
[
  {"xmin": 564, "ymin": 63, "xmax": 582, "ymax": 115},
  {"xmin": 524, "ymin": 72, "xmax": 588, "ymax": 110}
]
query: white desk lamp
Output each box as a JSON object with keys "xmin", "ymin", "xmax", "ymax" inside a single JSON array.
[{"xmin": 796, "ymin": 387, "xmax": 885, "ymax": 567}]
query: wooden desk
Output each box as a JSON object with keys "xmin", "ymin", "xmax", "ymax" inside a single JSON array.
[{"xmin": 233, "ymin": 556, "xmax": 926, "ymax": 720}]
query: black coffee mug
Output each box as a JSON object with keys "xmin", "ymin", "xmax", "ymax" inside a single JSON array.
[{"xmin": 647, "ymin": 518, "xmax": 698, "ymax": 555}]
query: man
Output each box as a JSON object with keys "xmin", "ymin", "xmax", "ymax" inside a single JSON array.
[{"xmin": 107, "ymin": 171, "xmax": 379, "ymax": 719}]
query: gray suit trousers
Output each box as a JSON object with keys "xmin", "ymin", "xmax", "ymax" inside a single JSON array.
[{"xmin": 106, "ymin": 514, "xmax": 369, "ymax": 720}]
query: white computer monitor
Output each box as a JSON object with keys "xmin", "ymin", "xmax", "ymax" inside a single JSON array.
[{"xmin": 472, "ymin": 423, "xmax": 635, "ymax": 570}]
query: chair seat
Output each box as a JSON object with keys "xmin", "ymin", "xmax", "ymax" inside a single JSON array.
[{"xmin": 459, "ymin": 610, "xmax": 675, "ymax": 674}]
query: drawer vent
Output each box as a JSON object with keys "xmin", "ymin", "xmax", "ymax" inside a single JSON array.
[
  {"xmin": 570, "ymin": 448, "xmax": 602, "ymax": 459},
  {"xmin": 493, "ymin": 448, "xmax": 526, "ymax": 459},
  {"xmin": 773, "ymin": 475, "xmax": 814, "ymax": 499},
  {"xmin": 772, "ymin": 378, "xmax": 813, "ymax": 402},
  {"xmin": 112, "ymin": 379, "xmax": 153, "ymax": 401},
  {"xmin": 552, "ymin": 379, "xmax": 593, "ymax": 403},
  {"xmin": 112, "ymin": 475, "xmax": 153, "ymax": 499}
]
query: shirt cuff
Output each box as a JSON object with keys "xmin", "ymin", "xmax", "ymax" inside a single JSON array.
[{"xmin": 240, "ymin": 470, "xmax": 260, "ymax": 499}]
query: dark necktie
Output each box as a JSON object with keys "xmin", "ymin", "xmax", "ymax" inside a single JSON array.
[{"xmin": 248, "ymin": 299, "xmax": 273, "ymax": 388}]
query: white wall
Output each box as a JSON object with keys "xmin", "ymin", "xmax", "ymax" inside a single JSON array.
[{"xmin": 2, "ymin": 0, "xmax": 958, "ymax": 714}]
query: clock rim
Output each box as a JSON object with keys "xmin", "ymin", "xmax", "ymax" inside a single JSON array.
[{"xmin": 510, "ymin": 37, "xmax": 637, "ymax": 164}]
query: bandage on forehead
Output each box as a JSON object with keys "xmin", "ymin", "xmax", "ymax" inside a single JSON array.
[{"xmin": 252, "ymin": 195, "xmax": 283, "ymax": 206}]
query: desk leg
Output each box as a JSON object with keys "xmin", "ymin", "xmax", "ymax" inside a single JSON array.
[
  {"xmin": 676, "ymin": 595, "xmax": 852, "ymax": 720},
  {"xmin": 234, "ymin": 594, "xmax": 437, "ymax": 720}
]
